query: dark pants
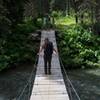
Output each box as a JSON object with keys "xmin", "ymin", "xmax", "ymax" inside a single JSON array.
[{"xmin": 44, "ymin": 55, "xmax": 52, "ymax": 74}]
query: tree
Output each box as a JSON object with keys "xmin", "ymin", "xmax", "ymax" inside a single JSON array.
[
  {"xmin": 53, "ymin": 0, "xmax": 67, "ymax": 15},
  {"xmin": 95, "ymin": 0, "xmax": 100, "ymax": 22},
  {"xmin": 69, "ymin": 0, "xmax": 97, "ymax": 24},
  {"xmin": 0, "ymin": 0, "xmax": 11, "ymax": 35},
  {"xmin": 3, "ymin": 0, "xmax": 27, "ymax": 27}
]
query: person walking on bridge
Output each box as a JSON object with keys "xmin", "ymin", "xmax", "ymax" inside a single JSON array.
[{"xmin": 38, "ymin": 38, "xmax": 57, "ymax": 75}]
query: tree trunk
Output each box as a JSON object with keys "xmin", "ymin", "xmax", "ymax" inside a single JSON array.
[
  {"xmin": 75, "ymin": 10, "xmax": 78, "ymax": 23},
  {"xmin": 80, "ymin": 14, "xmax": 84, "ymax": 24},
  {"xmin": 67, "ymin": 0, "xmax": 70, "ymax": 16}
]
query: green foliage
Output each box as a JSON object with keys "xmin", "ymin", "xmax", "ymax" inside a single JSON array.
[
  {"xmin": 52, "ymin": 11, "xmax": 63, "ymax": 18},
  {"xmin": 52, "ymin": 0, "xmax": 67, "ymax": 12},
  {"xmin": 0, "ymin": 0, "xmax": 42, "ymax": 71},
  {"xmin": 93, "ymin": 22, "xmax": 100, "ymax": 34},
  {"xmin": 0, "ymin": 2, "xmax": 11, "ymax": 35},
  {"xmin": 0, "ymin": 18, "xmax": 40, "ymax": 71},
  {"xmin": 14, "ymin": 18, "xmax": 38, "ymax": 34},
  {"xmin": 4, "ymin": 0, "xmax": 27, "ymax": 26},
  {"xmin": 57, "ymin": 24, "xmax": 100, "ymax": 69},
  {"xmin": 55, "ymin": 16, "xmax": 75, "ymax": 26}
]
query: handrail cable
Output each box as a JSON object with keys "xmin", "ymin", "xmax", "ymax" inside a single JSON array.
[
  {"xmin": 59, "ymin": 56, "xmax": 81, "ymax": 100},
  {"xmin": 17, "ymin": 55, "xmax": 38, "ymax": 100}
]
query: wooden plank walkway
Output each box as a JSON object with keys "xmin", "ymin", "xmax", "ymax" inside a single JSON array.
[{"xmin": 30, "ymin": 30, "xmax": 69, "ymax": 100}]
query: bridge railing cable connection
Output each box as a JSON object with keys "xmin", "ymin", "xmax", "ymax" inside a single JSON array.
[
  {"xmin": 59, "ymin": 56, "xmax": 81, "ymax": 100},
  {"xmin": 16, "ymin": 55, "xmax": 38, "ymax": 100}
]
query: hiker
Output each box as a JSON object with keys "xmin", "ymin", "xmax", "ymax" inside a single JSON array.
[{"xmin": 38, "ymin": 38, "xmax": 57, "ymax": 75}]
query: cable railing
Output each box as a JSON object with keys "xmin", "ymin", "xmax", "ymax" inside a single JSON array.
[
  {"xmin": 59, "ymin": 56, "xmax": 81, "ymax": 100},
  {"xmin": 16, "ymin": 55, "xmax": 38, "ymax": 100},
  {"xmin": 15, "ymin": 54, "xmax": 80, "ymax": 100}
]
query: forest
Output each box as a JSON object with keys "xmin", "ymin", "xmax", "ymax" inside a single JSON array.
[
  {"xmin": 0, "ymin": 0, "xmax": 100, "ymax": 100},
  {"xmin": 0, "ymin": 0, "xmax": 100, "ymax": 71}
]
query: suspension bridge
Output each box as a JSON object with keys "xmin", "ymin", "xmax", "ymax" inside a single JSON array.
[
  {"xmin": 17, "ymin": 30, "xmax": 80, "ymax": 100},
  {"xmin": 30, "ymin": 30, "xmax": 69, "ymax": 100}
]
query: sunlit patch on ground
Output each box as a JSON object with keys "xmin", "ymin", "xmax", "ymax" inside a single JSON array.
[{"xmin": 55, "ymin": 16, "xmax": 76, "ymax": 26}]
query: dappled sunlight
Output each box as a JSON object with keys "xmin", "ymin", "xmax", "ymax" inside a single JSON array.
[{"xmin": 55, "ymin": 17, "xmax": 76, "ymax": 26}]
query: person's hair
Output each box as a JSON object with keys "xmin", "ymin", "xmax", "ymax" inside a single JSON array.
[{"xmin": 45, "ymin": 38, "xmax": 49, "ymax": 41}]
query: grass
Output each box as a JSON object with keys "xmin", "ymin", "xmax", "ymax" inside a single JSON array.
[{"xmin": 55, "ymin": 16, "xmax": 76, "ymax": 26}]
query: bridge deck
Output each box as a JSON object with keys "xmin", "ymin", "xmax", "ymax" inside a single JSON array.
[{"xmin": 30, "ymin": 30, "xmax": 69, "ymax": 100}]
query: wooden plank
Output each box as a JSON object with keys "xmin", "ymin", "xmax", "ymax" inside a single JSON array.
[{"xmin": 30, "ymin": 30, "xmax": 69, "ymax": 100}]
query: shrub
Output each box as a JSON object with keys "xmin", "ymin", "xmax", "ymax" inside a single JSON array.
[
  {"xmin": 0, "ymin": 18, "xmax": 40, "ymax": 71},
  {"xmin": 57, "ymin": 25, "xmax": 100, "ymax": 69}
]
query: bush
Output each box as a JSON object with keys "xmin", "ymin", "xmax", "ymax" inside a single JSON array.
[
  {"xmin": 57, "ymin": 25, "xmax": 100, "ymax": 69},
  {"xmin": 14, "ymin": 18, "xmax": 38, "ymax": 34},
  {"xmin": 93, "ymin": 22, "xmax": 100, "ymax": 34},
  {"xmin": 0, "ymin": 18, "xmax": 40, "ymax": 71}
]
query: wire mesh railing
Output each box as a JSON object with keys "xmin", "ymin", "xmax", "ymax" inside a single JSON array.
[
  {"xmin": 59, "ymin": 56, "xmax": 81, "ymax": 100},
  {"xmin": 16, "ymin": 55, "xmax": 38, "ymax": 100},
  {"xmin": 15, "ymin": 55, "xmax": 80, "ymax": 100}
]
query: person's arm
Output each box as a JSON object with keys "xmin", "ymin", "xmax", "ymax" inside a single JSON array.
[
  {"xmin": 38, "ymin": 44, "xmax": 44, "ymax": 55},
  {"xmin": 53, "ymin": 48, "xmax": 58, "ymax": 54}
]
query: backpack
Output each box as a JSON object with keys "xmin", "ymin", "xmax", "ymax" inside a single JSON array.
[{"xmin": 44, "ymin": 42, "xmax": 53, "ymax": 56}]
